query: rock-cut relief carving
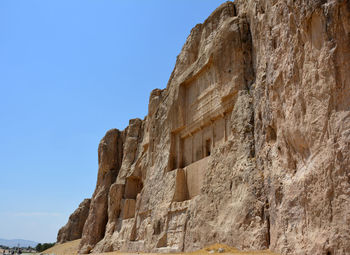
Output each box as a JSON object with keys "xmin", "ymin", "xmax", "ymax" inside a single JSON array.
[
  {"xmin": 167, "ymin": 64, "xmax": 235, "ymax": 212},
  {"xmin": 169, "ymin": 65, "xmax": 234, "ymax": 172}
]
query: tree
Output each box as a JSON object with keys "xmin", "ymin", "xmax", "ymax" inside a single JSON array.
[
  {"xmin": 35, "ymin": 243, "xmax": 55, "ymax": 252},
  {"xmin": 35, "ymin": 243, "xmax": 42, "ymax": 252}
]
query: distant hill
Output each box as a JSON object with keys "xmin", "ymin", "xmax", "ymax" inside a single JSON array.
[{"xmin": 0, "ymin": 239, "xmax": 38, "ymax": 248}]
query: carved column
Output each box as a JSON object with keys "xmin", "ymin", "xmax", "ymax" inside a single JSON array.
[
  {"xmin": 224, "ymin": 112, "xmax": 227, "ymax": 141},
  {"xmin": 177, "ymin": 135, "xmax": 182, "ymax": 168},
  {"xmin": 212, "ymin": 121, "xmax": 215, "ymax": 148},
  {"xmin": 191, "ymin": 134, "xmax": 194, "ymax": 164}
]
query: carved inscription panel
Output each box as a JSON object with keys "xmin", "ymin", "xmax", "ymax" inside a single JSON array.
[{"xmin": 170, "ymin": 65, "xmax": 234, "ymax": 170}]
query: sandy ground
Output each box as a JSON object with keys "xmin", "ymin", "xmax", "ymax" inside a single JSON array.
[
  {"xmin": 43, "ymin": 240, "xmax": 279, "ymax": 255},
  {"xmin": 43, "ymin": 239, "xmax": 80, "ymax": 255}
]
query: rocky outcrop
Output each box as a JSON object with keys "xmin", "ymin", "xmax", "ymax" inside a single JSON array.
[
  {"xmin": 78, "ymin": 129, "xmax": 125, "ymax": 254},
  {"xmin": 57, "ymin": 198, "xmax": 91, "ymax": 243},
  {"xmin": 58, "ymin": 1, "xmax": 350, "ymax": 254},
  {"xmin": 234, "ymin": 0, "xmax": 350, "ymax": 254}
]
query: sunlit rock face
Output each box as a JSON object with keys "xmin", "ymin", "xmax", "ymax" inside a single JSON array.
[
  {"xmin": 58, "ymin": 1, "xmax": 350, "ymax": 254},
  {"xmin": 57, "ymin": 198, "xmax": 91, "ymax": 244}
]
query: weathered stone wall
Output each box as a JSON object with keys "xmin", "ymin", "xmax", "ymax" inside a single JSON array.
[
  {"xmin": 234, "ymin": 0, "xmax": 350, "ymax": 254},
  {"xmin": 58, "ymin": 1, "xmax": 350, "ymax": 254},
  {"xmin": 57, "ymin": 198, "xmax": 91, "ymax": 243}
]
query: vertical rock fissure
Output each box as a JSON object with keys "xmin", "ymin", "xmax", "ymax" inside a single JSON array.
[
  {"xmin": 266, "ymin": 201, "xmax": 271, "ymax": 247},
  {"xmin": 250, "ymin": 96, "xmax": 256, "ymax": 158}
]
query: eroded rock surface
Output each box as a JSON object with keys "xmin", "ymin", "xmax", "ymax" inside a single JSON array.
[
  {"xmin": 57, "ymin": 198, "xmax": 91, "ymax": 243},
  {"xmin": 79, "ymin": 129, "xmax": 125, "ymax": 254},
  {"xmin": 58, "ymin": 1, "xmax": 350, "ymax": 254}
]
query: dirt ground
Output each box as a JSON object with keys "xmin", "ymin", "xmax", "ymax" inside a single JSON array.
[{"xmin": 43, "ymin": 240, "xmax": 279, "ymax": 255}]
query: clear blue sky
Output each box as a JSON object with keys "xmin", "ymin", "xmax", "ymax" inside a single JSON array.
[{"xmin": 0, "ymin": 0, "xmax": 227, "ymax": 244}]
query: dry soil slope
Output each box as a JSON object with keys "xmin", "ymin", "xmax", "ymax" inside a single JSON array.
[{"xmin": 44, "ymin": 241, "xmax": 278, "ymax": 255}]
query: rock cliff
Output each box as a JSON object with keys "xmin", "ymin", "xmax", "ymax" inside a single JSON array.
[
  {"xmin": 58, "ymin": 1, "xmax": 350, "ymax": 254},
  {"xmin": 57, "ymin": 199, "xmax": 91, "ymax": 244}
]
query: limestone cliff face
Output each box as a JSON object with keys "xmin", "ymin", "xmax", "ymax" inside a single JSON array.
[
  {"xmin": 58, "ymin": 1, "xmax": 350, "ymax": 254},
  {"xmin": 79, "ymin": 129, "xmax": 125, "ymax": 253},
  {"xmin": 57, "ymin": 198, "xmax": 91, "ymax": 244}
]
